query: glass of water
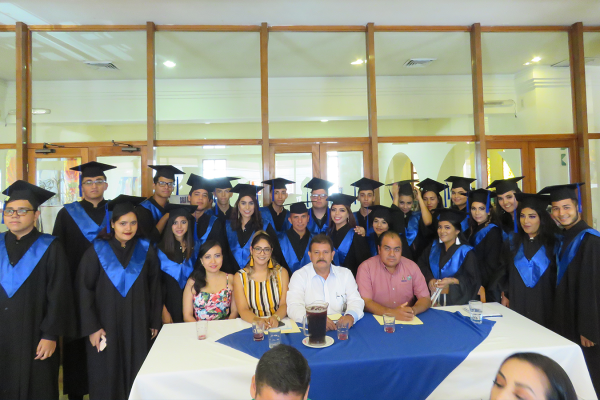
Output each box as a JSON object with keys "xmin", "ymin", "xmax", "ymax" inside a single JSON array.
[
  {"xmin": 268, "ymin": 327, "xmax": 281, "ymax": 348},
  {"xmin": 469, "ymin": 300, "xmax": 483, "ymax": 324}
]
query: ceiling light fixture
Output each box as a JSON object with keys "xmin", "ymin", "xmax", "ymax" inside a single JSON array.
[
  {"xmin": 321, "ymin": 119, "xmax": 329, "ymax": 122},
  {"xmin": 523, "ymin": 62, "xmax": 530, "ymax": 66},
  {"xmin": 350, "ymin": 59, "xmax": 364, "ymax": 65},
  {"xmin": 531, "ymin": 57, "xmax": 542, "ymax": 62},
  {"xmin": 163, "ymin": 60, "xmax": 176, "ymax": 68}
]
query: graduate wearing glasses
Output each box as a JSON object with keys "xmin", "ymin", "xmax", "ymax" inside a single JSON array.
[{"xmin": 304, "ymin": 178, "xmax": 334, "ymax": 235}]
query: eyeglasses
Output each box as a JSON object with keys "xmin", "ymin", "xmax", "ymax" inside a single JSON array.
[
  {"xmin": 157, "ymin": 181, "xmax": 175, "ymax": 188},
  {"xmin": 3, "ymin": 208, "xmax": 34, "ymax": 216},
  {"xmin": 82, "ymin": 179, "xmax": 106, "ymax": 186},
  {"xmin": 253, "ymin": 247, "xmax": 272, "ymax": 254},
  {"xmin": 310, "ymin": 194, "xmax": 327, "ymax": 199}
]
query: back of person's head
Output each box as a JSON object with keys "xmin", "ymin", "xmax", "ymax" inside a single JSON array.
[
  {"xmin": 491, "ymin": 352, "xmax": 577, "ymax": 400},
  {"xmin": 252, "ymin": 345, "xmax": 311, "ymax": 400}
]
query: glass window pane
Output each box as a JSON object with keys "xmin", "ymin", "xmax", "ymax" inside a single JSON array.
[
  {"xmin": 269, "ymin": 32, "xmax": 368, "ymax": 138},
  {"xmin": 0, "ymin": 32, "xmax": 16, "ymax": 144},
  {"xmin": 97, "ymin": 156, "xmax": 142, "ymax": 198},
  {"xmin": 31, "ymin": 31, "xmax": 147, "ymax": 143},
  {"xmin": 584, "ymin": 33, "xmax": 600, "ymax": 133},
  {"xmin": 274, "ymin": 153, "xmax": 312, "ymax": 203},
  {"xmin": 590, "ymin": 139, "xmax": 600, "ymax": 230},
  {"xmin": 482, "ymin": 32, "xmax": 573, "ymax": 135},
  {"xmin": 0, "ymin": 149, "xmax": 17, "ymax": 233},
  {"xmin": 535, "ymin": 148, "xmax": 570, "ymax": 192},
  {"xmin": 156, "ymin": 145, "xmax": 262, "ymax": 205},
  {"xmin": 487, "ymin": 149, "xmax": 523, "ymax": 187},
  {"xmin": 378, "ymin": 142, "xmax": 476, "ymax": 207},
  {"xmin": 375, "ymin": 32, "xmax": 474, "ymax": 137},
  {"xmin": 327, "ymin": 150, "xmax": 363, "ymax": 212},
  {"xmin": 156, "ymin": 32, "xmax": 261, "ymax": 140}
]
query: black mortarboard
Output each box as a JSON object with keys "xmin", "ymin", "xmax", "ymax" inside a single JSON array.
[
  {"xmin": 328, "ymin": 193, "xmax": 357, "ymax": 207},
  {"xmin": 187, "ymin": 174, "xmax": 214, "ymax": 193},
  {"xmin": 104, "ymin": 195, "xmax": 145, "ymax": 234},
  {"xmin": 486, "ymin": 177, "xmax": 524, "ymax": 195},
  {"xmin": 3, "ymin": 180, "xmax": 55, "ymax": 209},
  {"xmin": 262, "ymin": 178, "xmax": 295, "ymax": 190},
  {"xmin": 515, "ymin": 193, "xmax": 551, "ymax": 211},
  {"xmin": 467, "ymin": 188, "xmax": 496, "ymax": 213},
  {"xmin": 386, "ymin": 180, "xmax": 417, "ymax": 197},
  {"xmin": 70, "ymin": 161, "xmax": 116, "ymax": 179},
  {"xmin": 304, "ymin": 178, "xmax": 334, "ymax": 192},
  {"xmin": 212, "ymin": 177, "xmax": 241, "ymax": 190},
  {"xmin": 164, "ymin": 203, "xmax": 198, "ymax": 219},
  {"xmin": 538, "ymin": 183, "xmax": 585, "ymax": 212},
  {"xmin": 417, "ymin": 178, "xmax": 448, "ymax": 194},
  {"xmin": 436, "ymin": 208, "xmax": 468, "ymax": 228},
  {"xmin": 366, "ymin": 205, "xmax": 392, "ymax": 224},
  {"xmin": 230, "ymin": 183, "xmax": 264, "ymax": 199},
  {"xmin": 444, "ymin": 176, "xmax": 476, "ymax": 192},
  {"xmin": 351, "ymin": 178, "xmax": 384, "ymax": 192},
  {"xmin": 288, "ymin": 201, "xmax": 310, "ymax": 215},
  {"xmin": 149, "ymin": 165, "xmax": 185, "ymax": 181}
]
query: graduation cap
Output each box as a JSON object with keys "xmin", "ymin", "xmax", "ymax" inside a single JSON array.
[
  {"xmin": 351, "ymin": 178, "xmax": 384, "ymax": 192},
  {"xmin": 304, "ymin": 178, "xmax": 334, "ymax": 192},
  {"xmin": 70, "ymin": 161, "xmax": 116, "ymax": 197},
  {"xmin": 538, "ymin": 183, "xmax": 585, "ymax": 213},
  {"xmin": 486, "ymin": 177, "xmax": 524, "ymax": 195},
  {"xmin": 436, "ymin": 208, "xmax": 468, "ymax": 229},
  {"xmin": 418, "ymin": 178, "xmax": 450, "ymax": 207},
  {"xmin": 187, "ymin": 174, "xmax": 214, "ymax": 193},
  {"xmin": 149, "ymin": 165, "xmax": 185, "ymax": 195},
  {"xmin": 515, "ymin": 193, "xmax": 551, "ymax": 211},
  {"xmin": 2, "ymin": 180, "xmax": 55, "ymax": 223},
  {"xmin": 212, "ymin": 176, "xmax": 241, "ymax": 190},
  {"xmin": 386, "ymin": 179, "xmax": 416, "ymax": 199},
  {"xmin": 230, "ymin": 183, "xmax": 264, "ymax": 200},
  {"xmin": 328, "ymin": 193, "xmax": 356, "ymax": 207},
  {"xmin": 263, "ymin": 178, "xmax": 295, "ymax": 201},
  {"xmin": 467, "ymin": 188, "xmax": 496, "ymax": 213},
  {"xmin": 444, "ymin": 176, "xmax": 476, "ymax": 192},
  {"xmin": 366, "ymin": 205, "xmax": 392, "ymax": 224},
  {"xmin": 288, "ymin": 201, "xmax": 310, "ymax": 215},
  {"xmin": 164, "ymin": 203, "xmax": 198, "ymax": 219},
  {"xmin": 105, "ymin": 195, "xmax": 146, "ymax": 234}
]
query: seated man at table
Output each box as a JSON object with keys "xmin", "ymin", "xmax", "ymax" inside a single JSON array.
[
  {"xmin": 356, "ymin": 230, "xmax": 431, "ymax": 321},
  {"xmin": 287, "ymin": 234, "xmax": 365, "ymax": 331},
  {"xmin": 251, "ymin": 344, "xmax": 311, "ymax": 400}
]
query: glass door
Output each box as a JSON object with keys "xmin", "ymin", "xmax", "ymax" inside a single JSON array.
[
  {"xmin": 27, "ymin": 148, "xmax": 89, "ymax": 233},
  {"xmin": 486, "ymin": 141, "xmax": 528, "ymax": 192},
  {"xmin": 269, "ymin": 144, "xmax": 320, "ymax": 204},
  {"xmin": 530, "ymin": 140, "xmax": 576, "ymax": 192},
  {"xmin": 320, "ymin": 143, "xmax": 368, "ymax": 212},
  {"xmin": 90, "ymin": 146, "xmax": 145, "ymax": 199}
]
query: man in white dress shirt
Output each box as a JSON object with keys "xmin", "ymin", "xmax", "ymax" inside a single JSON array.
[{"xmin": 287, "ymin": 234, "xmax": 365, "ymax": 331}]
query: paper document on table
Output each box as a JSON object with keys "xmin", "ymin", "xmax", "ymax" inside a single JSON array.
[
  {"xmin": 328, "ymin": 313, "xmax": 342, "ymax": 321},
  {"xmin": 462, "ymin": 306, "xmax": 503, "ymax": 318},
  {"xmin": 280, "ymin": 318, "xmax": 301, "ymax": 334},
  {"xmin": 373, "ymin": 314, "xmax": 423, "ymax": 325}
]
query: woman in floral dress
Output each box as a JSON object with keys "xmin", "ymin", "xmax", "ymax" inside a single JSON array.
[{"xmin": 183, "ymin": 240, "xmax": 238, "ymax": 321}]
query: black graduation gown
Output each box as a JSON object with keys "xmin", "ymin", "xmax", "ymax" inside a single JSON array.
[
  {"xmin": 553, "ymin": 220, "xmax": 600, "ymax": 395},
  {"xmin": 158, "ymin": 244, "xmax": 191, "ymax": 324},
  {"xmin": 136, "ymin": 197, "xmax": 166, "ymax": 243},
  {"xmin": 52, "ymin": 198, "xmax": 106, "ymax": 397},
  {"xmin": 76, "ymin": 237, "xmax": 162, "ymax": 400},
  {"xmin": 0, "ymin": 229, "xmax": 75, "ymax": 400},
  {"xmin": 212, "ymin": 205, "xmax": 232, "ymax": 221},
  {"xmin": 391, "ymin": 206, "xmax": 424, "ymax": 262},
  {"xmin": 277, "ymin": 228, "xmax": 311, "ymax": 274},
  {"xmin": 355, "ymin": 210, "xmax": 369, "ymax": 230},
  {"xmin": 310, "ymin": 208, "xmax": 329, "ymax": 231},
  {"xmin": 502, "ymin": 237, "xmax": 556, "ymax": 329},
  {"xmin": 418, "ymin": 242, "xmax": 481, "ymax": 306},
  {"xmin": 329, "ymin": 224, "xmax": 371, "ymax": 277},
  {"xmin": 467, "ymin": 223, "xmax": 503, "ymax": 303},
  {"xmin": 264, "ymin": 204, "xmax": 290, "ymax": 232}
]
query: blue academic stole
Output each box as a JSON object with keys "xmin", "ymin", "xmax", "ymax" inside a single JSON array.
[
  {"xmin": 502, "ymin": 230, "xmax": 514, "ymax": 244},
  {"xmin": 93, "ymin": 238, "xmax": 151, "ymax": 297},
  {"xmin": 0, "ymin": 233, "xmax": 55, "ymax": 298},
  {"xmin": 139, "ymin": 199, "xmax": 164, "ymax": 224},
  {"xmin": 64, "ymin": 202, "xmax": 108, "ymax": 243},
  {"xmin": 471, "ymin": 224, "xmax": 497, "ymax": 247},
  {"xmin": 193, "ymin": 215, "xmax": 217, "ymax": 262},
  {"xmin": 278, "ymin": 231, "xmax": 312, "ymax": 274},
  {"xmin": 332, "ymin": 229, "xmax": 354, "ymax": 267},
  {"xmin": 226, "ymin": 220, "xmax": 269, "ymax": 268},
  {"xmin": 260, "ymin": 206, "xmax": 291, "ymax": 233},
  {"xmin": 367, "ymin": 233, "xmax": 379, "ymax": 257},
  {"xmin": 429, "ymin": 242, "xmax": 473, "ymax": 279},
  {"xmin": 307, "ymin": 208, "xmax": 330, "ymax": 235},
  {"xmin": 405, "ymin": 211, "xmax": 421, "ymax": 246},
  {"xmin": 157, "ymin": 249, "xmax": 194, "ymax": 290},
  {"xmin": 555, "ymin": 228, "xmax": 600, "ymax": 285},
  {"xmin": 513, "ymin": 244, "xmax": 550, "ymax": 288},
  {"xmin": 460, "ymin": 216, "xmax": 470, "ymax": 233},
  {"xmin": 354, "ymin": 211, "xmax": 375, "ymax": 236}
]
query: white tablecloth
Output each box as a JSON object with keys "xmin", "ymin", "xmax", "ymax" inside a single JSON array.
[{"xmin": 129, "ymin": 303, "xmax": 597, "ymax": 400}]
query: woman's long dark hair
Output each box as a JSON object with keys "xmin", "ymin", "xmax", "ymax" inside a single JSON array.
[
  {"xmin": 96, "ymin": 207, "xmax": 145, "ymax": 241},
  {"xmin": 159, "ymin": 213, "xmax": 194, "ymax": 260},
  {"xmin": 466, "ymin": 201, "xmax": 500, "ymax": 240},
  {"xmin": 230, "ymin": 195, "xmax": 263, "ymax": 231},
  {"xmin": 328, "ymin": 204, "xmax": 356, "ymax": 235},
  {"xmin": 498, "ymin": 353, "xmax": 577, "ymax": 400},
  {"xmin": 190, "ymin": 240, "xmax": 222, "ymax": 295},
  {"xmin": 421, "ymin": 190, "xmax": 444, "ymax": 211},
  {"xmin": 437, "ymin": 219, "xmax": 468, "ymax": 247},
  {"xmin": 492, "ymin": 188, "xmax": 522, "ymax": 232},
  {"xmin": 511, "ymin": 202, "xmax": 558, "ymax": 258}
]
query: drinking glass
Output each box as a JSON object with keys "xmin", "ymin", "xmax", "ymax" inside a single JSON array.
[{"xmin": 383, "ymin": 313, "xmax": 395, "ymax": 333}]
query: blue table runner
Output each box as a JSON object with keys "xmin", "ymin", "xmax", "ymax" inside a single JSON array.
[{"xmin": 217, "ymin": 309, "xmax": 495, "ymax": 400}]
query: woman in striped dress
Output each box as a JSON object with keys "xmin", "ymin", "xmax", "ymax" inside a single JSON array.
[{"xmin": 233, "ymin": 231, "xmax": 289, "ymax": 329}]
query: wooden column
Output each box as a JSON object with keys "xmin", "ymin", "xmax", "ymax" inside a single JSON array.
[
  {"xmin": 470, "ymin": 23, "xmax": 488, "ymax": 188},
  {"xmin": 15, "ymin": 22, "xmax": 30, "ymax": 181},
  {"xmin": 260, "ymin": 22, "xmax": 271, "ymax": 205},
  {"xmin": 366, "ymin": 23, "xmax": 380, "ymax": 203},
  {"xmin": 569, "ymin": 22, "xmax": 593, "ymax": 224},
  {"xmin": 145, "ymin": 21, "xmax": 156, "ymax": 198}
]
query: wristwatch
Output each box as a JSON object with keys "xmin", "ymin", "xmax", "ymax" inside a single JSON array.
[{"xmin": 274, "ymin": 314, "xmax": 281, "ymax": 322}]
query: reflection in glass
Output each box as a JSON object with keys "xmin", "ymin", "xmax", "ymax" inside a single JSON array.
[
  {"xmin": 0, "ymin": 149, "xmax": 17, "ymax": 233},
  {"xmin": 590, "ymin": 139, "xmax": 600, "ymax": 230},
  {"xmin": 0, "ymin": 32, "xmax": 16, "ymax": 144},
  {"xmin": 584, "ymin": 33, "xmax": 600, "ymax": 133},
  {"xmin": 275, "ymin": 153, "xmax": 312, "ymax": 203},
  {"xmin": 327, "ymin": 151, "xmax": 363, "ymax": 212},
  {"xmin": 535, "ymin": 148, "xmax": 570, "ymax": 192},
  {"xmin": 97, "ymin": 156, "xmax": 142, "ymax": 199},
  {"xmin": 487, "ymin": 149, "xmax": 522, "ymax": 187}
]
